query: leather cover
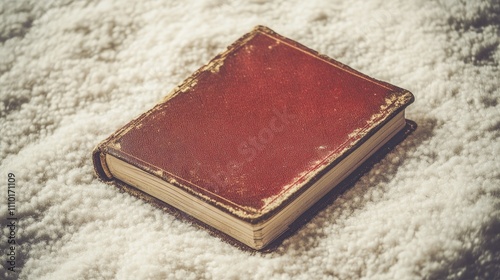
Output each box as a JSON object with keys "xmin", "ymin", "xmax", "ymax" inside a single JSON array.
[{"xmin": 93, "ymin": 25, "xmax": 414, "ymax": 224}]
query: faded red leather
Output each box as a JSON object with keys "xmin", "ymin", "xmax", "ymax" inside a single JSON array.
[{"xmin": 106, "ymin": 29, "xmax": 412, "ymax": 213}]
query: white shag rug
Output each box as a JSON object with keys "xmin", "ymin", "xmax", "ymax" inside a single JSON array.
[{"xmin": 1, "ymin": 0, "xmax": 499, "ymax": 279}]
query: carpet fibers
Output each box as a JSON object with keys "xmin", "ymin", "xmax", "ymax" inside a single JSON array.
[{"xmin": 1, "ymin": 0, "xmax": 499, "ymax": 279}]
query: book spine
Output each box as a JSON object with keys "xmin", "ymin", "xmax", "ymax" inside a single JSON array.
[{"xmin": 92, "ymin": 146, "xmax": 113, "ymax": 181}]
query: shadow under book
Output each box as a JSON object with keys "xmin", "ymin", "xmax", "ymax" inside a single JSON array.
[{"xmin": 93, "ymin": 26, "xmax": 415, "ymax": 250}]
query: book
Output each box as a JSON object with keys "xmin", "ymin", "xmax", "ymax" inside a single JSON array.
[{"xmin": 93, "ymin": 25, "xmax": 414, "ymax": 250}]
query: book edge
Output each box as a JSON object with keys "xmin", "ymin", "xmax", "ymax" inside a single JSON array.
[{"xmin": 98, "ymin": 120, "xmax": 417, "ymax": 251}]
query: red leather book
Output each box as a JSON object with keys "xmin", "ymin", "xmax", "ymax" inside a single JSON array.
[{"xmin": 93, "ymin": 26, "xmax": 414, "ymax": 250}]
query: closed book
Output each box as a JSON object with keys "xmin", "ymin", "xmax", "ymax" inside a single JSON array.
[{"xmin": 93, "ymin": 25, "xmax": 414, "ymax": 250}]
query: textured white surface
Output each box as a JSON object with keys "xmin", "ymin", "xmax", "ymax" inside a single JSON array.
[{"xmin": 1, "ymin": 0, "xmax": 499, "ymax": 279}]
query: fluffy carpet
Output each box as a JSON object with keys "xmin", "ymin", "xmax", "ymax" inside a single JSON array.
[{"xmin": 1, "ymin": 0, "xmax": 499, "ymax": 279}]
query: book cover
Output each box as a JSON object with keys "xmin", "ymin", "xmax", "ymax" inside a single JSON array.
[{"xmin": 93, "ymin": 25, "xmax": 414, "ymax": 248}]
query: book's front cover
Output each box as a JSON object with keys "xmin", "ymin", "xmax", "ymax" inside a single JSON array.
[{"xmin": 95, "ymin": 26, "xmax": 413, "ymax": 222}]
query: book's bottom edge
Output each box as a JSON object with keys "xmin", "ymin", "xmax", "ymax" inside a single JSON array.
[
  {"xmin": 106, "ymin": 119, "xmax": 417, "ymax": 252},
  {"xmin": 111, "ymin": 178, "xmax": 258, "ymax": 251}
]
